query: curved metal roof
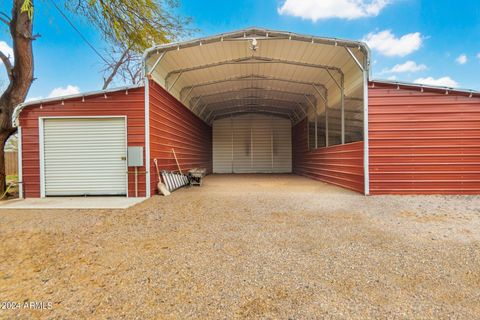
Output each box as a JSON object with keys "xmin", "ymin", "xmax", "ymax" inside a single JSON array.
[{"xmin": 143, "ymin": 27, "xmax": 369, "ymax": 127}]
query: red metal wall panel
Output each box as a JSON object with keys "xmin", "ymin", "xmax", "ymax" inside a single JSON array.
[
  {"xmin": 19, "ymin": 87, "xmax": 146, "ymax": 198},
  {"xmin": 292, "ymin": 118, "xmax": 364, "ymax": 193},
  {"xmin": 368, "ymin": 82, "xmax": 480, "ymax": 194},
  {"xmin": 149, "ymin": 80, "xmax": 212, "ymax": 195}
]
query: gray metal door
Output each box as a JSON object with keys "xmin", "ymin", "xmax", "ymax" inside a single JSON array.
[{"xmin": 212, "ymin": 114, "xmax": 292, "ymax": 173}]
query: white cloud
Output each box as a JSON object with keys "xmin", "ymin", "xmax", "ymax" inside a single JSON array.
[
  {"xmin": 48, "ymin": 85, "xmax": 80, "ymax": 98},
  {"xmin": 386, "ymin": 75, "xmax": 397, "ymax": 80},
  {"xmin": 0, "ymin": 41, "xmax": 14, "ymax": 65},
  {"xmin": 25, "ymin": 96, "xmax": 43, "ymax": 102},
  {"xmin": 414, "ymin": 76, "xmax": 459, "ymax": 88},
  {"xmin": 383, "ymin": 60, "xmax": 427, "ymax": 73},
  {"xmin": 25, "ymin": 85, "xmax": 81, "ymax": 102},
  {"xmin": 456, "ymin": 54, "xmax": 467, "ymax": 64},
  {"xmin": 362, "ymin": 30, "xmax": 422, "ymax": 57},
  {"xmin": 277, "ymin": 0, "xmax": 390, "ymax": 21},
  {"xmin": 477, "ymin": 53, "xmax": 480, "ymax": 60}
]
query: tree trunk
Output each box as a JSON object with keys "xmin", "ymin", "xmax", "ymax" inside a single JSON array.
[
  {"xmin": 0, "ymin": 134, "xmax": 9, "ymax": 193},
  {"xmin": 0, "ymin": 0, "xmax": 34, "ymax": 194}
]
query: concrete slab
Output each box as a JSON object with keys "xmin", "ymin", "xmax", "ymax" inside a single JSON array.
[{"xmin": 0, "ymin": 197, "xmax": 147, "ymax": 209}]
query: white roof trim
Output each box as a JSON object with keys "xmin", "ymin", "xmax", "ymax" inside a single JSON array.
[
  {"xmin": 143, "ymin": 27, "xmax": 371, "ymax": 69},
  {"xmin": 371, "ymin": 79, "xmax": 480, "ymax": 96},
  {"xmin": 12, "ymin": 84, "xmax": 144, "ymax": 126}
]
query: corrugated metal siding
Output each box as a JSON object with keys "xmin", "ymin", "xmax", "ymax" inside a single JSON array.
[
  {"xmin": 212, "ymin": 118, "xmax": 233, "ymax": 173},
  {"xmin": 272, "ymin": 117, "xmax": 292, "ymax": 172},
  {"xmin": 212, "ymin": 114, "xmax": 292, "ymax": 173},
  {"xmin": 292, "ymin": 118, "xmax": 364, "ymax": 193},
  {"xmin": 252, "ymin": 116, "xmax": 274, "ymax": 172},
  {"xmin": 369, "ymin": 83, "xmax": 480, "ymax": 194},
  {"xmin": 149, "ymin": 80, "xmax": 212, "ymax": 195},
  {"xmin": 19, "ymin": 87, "xmax": 146, "ymax": 198},
  {"xmin": 43, "ymin": 118, "xmax": 127, "ymax": 196},
  {"xmin": 232, "ymin": 116, "xmax": 251, "ymax": 173}
]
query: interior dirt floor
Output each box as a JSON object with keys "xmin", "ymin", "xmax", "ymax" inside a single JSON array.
[{"xmin": 1, "ymin": 174, "xmax": 480, "ymax": 319}]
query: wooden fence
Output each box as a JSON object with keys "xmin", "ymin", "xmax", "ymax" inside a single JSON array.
[{"xmin": 5, "ymin": 151, "xmax": 18, "ymax": 176}]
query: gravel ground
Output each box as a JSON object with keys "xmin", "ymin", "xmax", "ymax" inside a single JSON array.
[{"xmin": 1, "ymin": 174, "xmax": 480, "ymax": 319}]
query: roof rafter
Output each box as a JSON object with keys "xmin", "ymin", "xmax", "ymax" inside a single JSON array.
[
  {"xmin": 202, "ymin": 96, "xmax": 303, "ymax": 106},
  {"xmin": 184, "ymin": 87, "xmax": 316, "ymax": 102},
  {"xmin": 208, "ymin": 105, "xmax": 297, "ymax": 123},
  {"xmin": 180, "ymin": 74, "xmax": 327, "ymax": 105},
  {"xmin": 197, "ymin": 96, "xmax": 305, "ymax": 120},
  {"xmin": 164, "ymin": 56, "xmax": 343, "ymax": 83},
  {"xmin": 212, "ymin": 110, "xmax": 294, "ymax": 122}
]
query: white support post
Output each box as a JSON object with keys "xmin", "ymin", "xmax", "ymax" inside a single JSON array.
[
  {"xmin": 306, "ymin": 116, "xmax": 309, "ymax": 150},
  {"xmin": 271, "ymin": 125, "xmax": 274, "ymax": 170},
  {"xmin": 17, "ymin": 127, "xmax": 23, "ymax": 199},
  {"xmin": 325, "ymin": 95, "xmax": 329, "ymax": 147},
  {"xmin": 230, "ymin": 116, "xmax": 233, "ymax": 173},
  {"xmin": 341, "ymin": 76, "xmax": 345, "ymax": 144},
  {"xmin": 325, "ymin": 71, "xmax": 345, "ymax": 144},
  {"xmin": 144, "ymin": 77, "xmax": 151, "ymax": 197},
  {"xmin": 345, "ymin": 46, "xmax": 369, "ymax": 195},
  {"xmin": 250, "ymin": 126, "xmax": 253, "ymax": 168},
  {"xmin": 363, "ymin": 70, "xmax": 370, "ymax": 195},
  {"xmin": 305, "ymin": 95, "xmax": 318, "ymax": 149},
  {"xmin": 38, "ymin": 118, "xmax": 45, "ymax": 198},
  {"xmin": 312, "ymin": 85, "xmax": 329, "ymax": 147},
  {"xmin": 134, "ymin": 167, "xmax": 138, "ymax": 197}
]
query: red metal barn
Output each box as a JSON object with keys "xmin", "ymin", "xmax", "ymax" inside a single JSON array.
[
  {"xmin": 13, "ymin": 28, "xmax": 480, "ymax": 198},
  {"xmin": 16, "ymin": 86, "xmax": 147, "ymax": 198}
]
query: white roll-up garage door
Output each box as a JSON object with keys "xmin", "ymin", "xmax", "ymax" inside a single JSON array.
[
  {"xmin": 41, "ymin": 117, "xmax": 127, "ymax": 196},
  {"xmin": 213, "ymin": 114, "xmax": 292, "ymax": 173}
]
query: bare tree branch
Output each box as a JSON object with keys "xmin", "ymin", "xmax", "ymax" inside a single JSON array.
[
  {"xmin": 0, "ymin": 16, "xmax": 10, "ymax": 26},
  {"xmin": 102, "ymin": 46, "xmax": 129, "ymax": 89},
  {"xmin": 100, "ymin": 40, "xmax": 143, "ymax": 89},
  {"xmin": 0, "ymin": 12, "xmax": 10, "ymax": 20},
  {"xmin": 0, "ymin": 51, "xmax": 13, "ymax": 82}
]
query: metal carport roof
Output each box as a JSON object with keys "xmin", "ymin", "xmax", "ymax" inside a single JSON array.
[{"xmin": 143, "ymin": 27, "xmax": 370, "ymax": 142}]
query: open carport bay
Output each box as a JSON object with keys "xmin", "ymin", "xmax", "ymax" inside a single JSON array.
[
  {"xmin": 1, "ymin": 174, "xmax": 480, "ymax": 319},
  {"xmin": 147, "ymin": 28, "xmax": 367, "ymax": 196}
]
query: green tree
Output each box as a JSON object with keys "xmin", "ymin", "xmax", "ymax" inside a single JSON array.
[{"xmin": 0, "ymin": 0, "xmax": 189, "ymax": 194}]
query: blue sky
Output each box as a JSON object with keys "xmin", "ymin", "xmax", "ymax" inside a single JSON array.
[{"xmin": 0, "ymin": 0, "xmax": 479, "ymax": 100}]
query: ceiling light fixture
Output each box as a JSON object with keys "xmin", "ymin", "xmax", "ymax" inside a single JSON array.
[{"xmin": 250, "ymin": 38, "xmax": 258, "ymax": 51}]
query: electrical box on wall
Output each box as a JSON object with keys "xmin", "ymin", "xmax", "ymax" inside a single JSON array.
[{"xmin": 127, "ymin": 146, "xmax": 144, "ymax": 167}]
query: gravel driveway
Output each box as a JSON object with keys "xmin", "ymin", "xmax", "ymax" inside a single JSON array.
[{"xmin": 1, "ymin": 174, "xmax": 480, "ymax": 319}]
